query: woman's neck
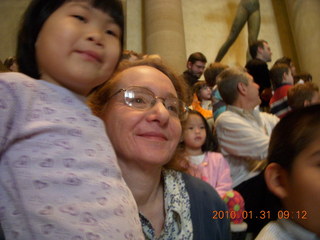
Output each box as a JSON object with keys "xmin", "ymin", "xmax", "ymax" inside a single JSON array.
[
  {"xmin": 119, "ymin": 161, "xmax": 165, "ymax": 236},
  {"xmin": 118, "ymin": 160, "xmax": 164, "ymax": 207}
]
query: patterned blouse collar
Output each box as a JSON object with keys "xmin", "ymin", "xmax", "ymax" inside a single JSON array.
[{"xmin": 139, "ymin": 169, "xmax": 193, "ymax": 240}]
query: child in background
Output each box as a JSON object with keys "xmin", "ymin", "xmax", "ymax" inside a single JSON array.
[
  {"xmin": 0, "ymin": 0, "xmax": 143, "ymax": 239},
  {"xmin": 204, "ymin": 62, "xmax": 228, "ymax": 121},
  {"xmin": 181, "ymin": 110, "xmax": 231, "ymax": 196},
  {"xmin": 191, "ymin": 81, "xmax": 213, "ymax": 119},
  {"xmin": 256, "ymin": 104, "xmax": 320, "ymax": 239},
  {"xmin": 274, "ymin": 56, "xmax": 296, "ymax": 77},
  {"xmin": 287, "ymin": 82, "xmax": 320, "ymax": 110},
  {"xmin": 269, "ymin": 63, "xmax": 294, "ymax": 118},
  {"xmin": 179, "ymin": 110, "xmax": 247, "ymax": 235}
]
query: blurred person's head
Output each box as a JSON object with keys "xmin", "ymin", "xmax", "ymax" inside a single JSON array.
[
  {"xmin": 287, "ymin": 82, "xmax": 320, "ymax": 110},
  {"xmin": 204, "ymin": 62, "xmax": 228, "ymax": 87},
  {"xmin": 274, "ymin": 56, "xmax": 296, "ymax": 76},
  {"xmin": 193, "ymin": 81, "xmax": 212, "ymax": 101},
  {"xmin": 270, "ymin": 63, "xmax": 294, "ymax": 89},
  {"xmin": 264, "ymin": 104, "xmax": 320, "ymax": 237}
]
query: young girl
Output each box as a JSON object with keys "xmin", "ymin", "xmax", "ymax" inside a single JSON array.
[
  {"xmin": 181, "ymin": 110, "xmax": 231, "ymax": 196},
  {"xmin": 0, "ymin": 0, "xmax": 143, "ymax": 239},
  {"xmin": 191, "ymin": 82, "xmax": 213, "ymax": 119},
  {"xmin": 180, "ymin": 110, "xmax": 247, "ymax": 234}
]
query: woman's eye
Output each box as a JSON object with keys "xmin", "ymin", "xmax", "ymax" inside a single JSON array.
[
  {"xmin": 167, "ymin": 105, "xmax": 179, "ymax": 114},
  {"xmin": 134, "ymin": 98, "xmax": 145, "ymax": 104},
  {"xmin": 129, "ymin": 97, "xmax": 148, "ymax": 106},
  {"xmin": 72, "ymin": 15, "xmax": 87, "ymax": 22}
]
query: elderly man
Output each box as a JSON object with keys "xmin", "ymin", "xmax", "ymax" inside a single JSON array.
[
  {"xmin": 215, "ymin": 67, "xmax": 280, "ymax": 235},
  {"xmin": 215, "ymin": 67, "xmax": 279, "ymax": 235},
  {"xmin": 215, "ymin": 67, "xmax": 278, "ymax": 188}
]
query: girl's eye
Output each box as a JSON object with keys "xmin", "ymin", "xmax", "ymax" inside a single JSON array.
[
  {"xmin": 73, "ymin": 15, "xmax": 87, "ymax": 22},
  {"xmin": 105, "ymin": 29, "xmax": 117, "ymax": 37}
]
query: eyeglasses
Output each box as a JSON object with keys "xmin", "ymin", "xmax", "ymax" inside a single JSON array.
[{"xmin": 110, "ymin": 86, "xmax": 188, "ymax": 120}]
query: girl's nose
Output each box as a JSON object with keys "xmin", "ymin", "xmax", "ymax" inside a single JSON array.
[{"xmin": 86, "ymin": 30, "xmax": 104, "ymax": 47}]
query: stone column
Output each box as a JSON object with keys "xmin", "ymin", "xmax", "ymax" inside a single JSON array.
[
  {"xmin": 285, "ymin": 0, "xmax": 320, "ymax": 86},
  {"xmin": 143, "ymin": 0, "xmax": 186, "ymax": 73}
]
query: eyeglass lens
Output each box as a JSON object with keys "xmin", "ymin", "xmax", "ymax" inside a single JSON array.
[{"xmin": 123, "ymin": 87, "xmax": 186, "ymax": 119}]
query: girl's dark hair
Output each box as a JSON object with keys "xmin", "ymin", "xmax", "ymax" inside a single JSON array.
[
  {"xmin": 16, "ymin": 0, "xmax": 124, "ymax": 79},
  {"xmin": 183, "ymin": 110, "xmax": 219, "ymax": 152},
  {"xmin": 268, "ymin": 104, "xmax": 320, "ymax": 172}
]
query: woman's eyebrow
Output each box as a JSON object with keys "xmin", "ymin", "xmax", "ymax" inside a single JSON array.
[{"xmin": 165, "ymin": 92, "xmax": 179, "ymax": 99}]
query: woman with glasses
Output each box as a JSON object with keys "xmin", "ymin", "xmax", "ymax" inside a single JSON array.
[{"xmin": 89, "ymin": 59, "xmax": 231, "ymax": 239}]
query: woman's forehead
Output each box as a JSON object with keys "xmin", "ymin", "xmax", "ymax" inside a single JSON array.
[{"xmin": 115, "ymin": 66, "xmax": 177, "ymax": 95}]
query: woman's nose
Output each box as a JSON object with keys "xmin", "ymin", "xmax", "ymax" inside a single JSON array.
[{"xmin": 147, "ymin": 100, "xmax": 170, "ymax": 125}]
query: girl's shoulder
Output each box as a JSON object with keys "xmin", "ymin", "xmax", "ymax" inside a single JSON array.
[
  {"xmin": 0, "ymin": 72, "xmax": 34, "ymax": 81},
  {"xmin": 205, "ymin": 151, "xmax": 224, "ymax": 159},
  {"xmin": 0, "ymin": 72, "xmax": 36, "ymax": 95},
  {"xmin": 0, "ymin": 72, "xmax": 76, "ymax": 99},
  {"xmin": 0, "ymin": 72, "xmax": 39, "ymax": 91}
]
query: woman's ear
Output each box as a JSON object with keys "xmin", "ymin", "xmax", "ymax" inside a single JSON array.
[{"xmin": 264, "ymin": 163, "xmax": 289, "ymax": 199}]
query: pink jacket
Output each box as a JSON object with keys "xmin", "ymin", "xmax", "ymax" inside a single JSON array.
[{"xmin": 188, "ymin": 152, "xmax": 233, "ymax": 197}]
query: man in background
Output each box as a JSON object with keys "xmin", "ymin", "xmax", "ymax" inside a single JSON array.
[
  {"xmin": 181, "ymin": 52, "xmax": 207, "ymax": 87},
  {"xmin": 245, "ymin": 39, "xmax": 272, "ymax": 111}
]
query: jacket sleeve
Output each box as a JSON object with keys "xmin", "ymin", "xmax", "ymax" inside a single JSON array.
[{"xmin": 182, "ymin": 173, "xmax": 231, "ymax": 240}]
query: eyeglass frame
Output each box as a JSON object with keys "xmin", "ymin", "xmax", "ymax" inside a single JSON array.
[{"xmin": 109, "ymin": 86, "xmax": 189, "ymax": 120}]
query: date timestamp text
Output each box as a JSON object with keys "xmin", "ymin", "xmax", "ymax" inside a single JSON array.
[{"xmin": 212, "ymin": 210, "xmax": 308, "ymax": 220}]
